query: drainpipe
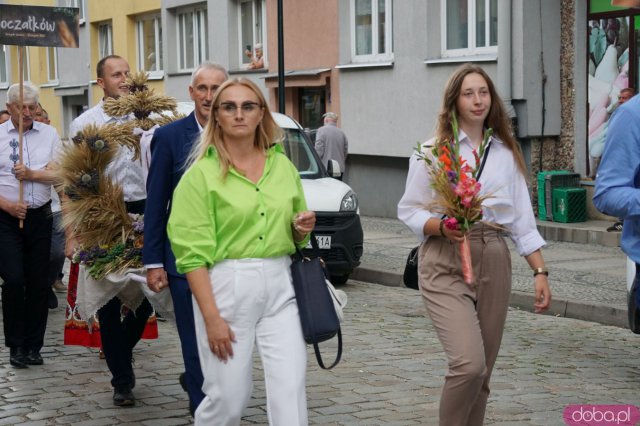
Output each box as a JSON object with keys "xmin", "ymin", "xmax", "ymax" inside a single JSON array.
[{"xmin": 497, "ymin": 0, "xmax": 514, "ymax": 118}]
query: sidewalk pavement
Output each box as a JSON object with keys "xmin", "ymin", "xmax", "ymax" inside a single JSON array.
[{"xmin": 354, "ymin": 216, "xmax": 629, "ymax": 328}]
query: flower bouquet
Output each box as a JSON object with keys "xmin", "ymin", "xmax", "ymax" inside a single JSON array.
[
  {"xmin": 73, "ymin": 214, "xmax": 144, "ymax": 280},
  {"xmin": 416, "ymin": 113, "xmax": 492, "ymax": 285}
]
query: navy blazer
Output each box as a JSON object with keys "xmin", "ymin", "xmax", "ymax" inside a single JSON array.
[{"xmin": 143, "ymin": 112, "xmax": 200, "ymax": 277}]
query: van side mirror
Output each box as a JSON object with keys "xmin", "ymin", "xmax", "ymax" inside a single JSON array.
[{"xmin": 327, "ymin": 159, "xmax": 341, "ymax": 177}]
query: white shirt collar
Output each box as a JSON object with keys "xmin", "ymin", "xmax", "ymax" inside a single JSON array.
[{"xmin": 457, "ymin": 128, "xmax": 501, "ymax": 148}]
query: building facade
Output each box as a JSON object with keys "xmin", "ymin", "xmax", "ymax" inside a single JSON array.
[{"xmin": 1, "ymin": 0, "xmax": 636, "ymax": 218}]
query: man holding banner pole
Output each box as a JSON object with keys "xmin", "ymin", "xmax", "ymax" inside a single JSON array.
[{"xmin": 0, "ymin": 82, "xmax": 60, "ymax": 368}]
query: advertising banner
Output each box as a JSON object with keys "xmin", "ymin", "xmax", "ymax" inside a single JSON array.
[{"xmin": 0, "ymin": 5, "xmax": 79, "ymax": 48}]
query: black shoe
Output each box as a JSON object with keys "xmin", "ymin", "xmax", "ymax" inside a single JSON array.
[
  {"xmin": 25, "ymin": 349, "xmax": 43, "ymax": 365},
  {"xmin": 47, "ymin": 287, "xmax": 58, "ymax": 309},
  {"xmin": 9, "ymin": 347, "xmax": 28, "ymax": 369},
  {"xmin": 113, "ymin": 386, "xmax": 135, "ymax": 407}
]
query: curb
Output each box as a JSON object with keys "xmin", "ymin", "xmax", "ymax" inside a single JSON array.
[{"xmin": 351, "ymin": 266, "xmax": 628, "ymax": 329}]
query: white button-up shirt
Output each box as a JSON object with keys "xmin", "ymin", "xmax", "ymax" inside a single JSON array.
[
  {"xmin": 69, "ymin": 100, "xmax": 145, "ymax": 202},
  {"xmin": 0, "ymin": 120, "xmax": 60, "ymax": 208},
  {"xmin": 397, "ymin": 131, "xmax": 545, "ymax": 256}
]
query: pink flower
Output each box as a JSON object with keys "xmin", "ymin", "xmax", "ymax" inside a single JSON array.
[{"xmin": 444, "ymin": 217, "xmax": 458, "ymax": 230}]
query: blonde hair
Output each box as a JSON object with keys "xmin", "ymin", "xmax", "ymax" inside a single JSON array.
[
  {"xmin": 187, "ymin": 78, "xmax": 283, "ymax": 177},
  {"xmin": 436, "ymin": 63, "xmax": 526, "ymax": 175}
]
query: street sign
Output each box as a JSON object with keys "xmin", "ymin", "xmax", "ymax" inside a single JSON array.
[{"xmin": 0, "ymin": 4, "xmax": 79, "ymax": 48}]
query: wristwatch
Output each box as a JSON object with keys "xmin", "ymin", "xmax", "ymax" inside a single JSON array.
[{"xmin": 533, "ymin": 267, "xmax": 549, "ymax": 277}]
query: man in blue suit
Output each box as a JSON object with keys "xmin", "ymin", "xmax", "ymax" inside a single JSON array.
[{"xmin": 143, "ymin": 62, "xmax": 228, "ymax": 415}]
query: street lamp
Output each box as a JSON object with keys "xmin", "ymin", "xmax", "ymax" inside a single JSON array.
[{"xmin": 277, "ymin": 0, "xmax": 285, "ymax": 113}]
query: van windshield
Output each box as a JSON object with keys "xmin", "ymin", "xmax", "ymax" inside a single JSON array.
[{"xmin": 281, "ymin": 128, "xmax": 324, "ymax": 179}]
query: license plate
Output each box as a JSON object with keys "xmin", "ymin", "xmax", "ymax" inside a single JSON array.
[{"xmin": 307, "ymin": 235, "xmax": 331, "ymax": 249}]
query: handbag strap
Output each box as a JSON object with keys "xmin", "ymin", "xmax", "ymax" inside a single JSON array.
[
  {"xmin": 312, "ymin": 329, "xmax": 342, "ymax": 370},
  {"xmin": 476, "ymin": 140, "xmax": 492, "ymax": 180},
  {"xmin": 294, "ymin": 231, "xmax": 321, "ymax": 259}
]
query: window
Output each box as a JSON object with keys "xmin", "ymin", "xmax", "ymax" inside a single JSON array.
[
  {"xmin": 238, "ymin": 0, "xmax": 266, "ymax": 68},
  {"xmin": 442, "ymin": 0, "xmax": 497, "ymax": 56},
  {"xmin": 98, "ymin": 22, "xmax": 113, "ymax": 59},
  {"xmin": 351, "ymin": 0, "xmax": 393, "ymax": 62},
  {"xmin": 66, "ymin": 0, "xmax": 85, "ymax": 24},
  {"xmin": 136, "ymin": 14, "xmax": 163, "ymax": 77},
  {"xmin": 177, "ymin": 7, "xmax": 208, "ymax": 71},
  {"xmin": 46, "ymin": 47, "xmax": 58, "ymax": 82},
  {"xmin": 0, "ymin": 45, "xmax": 8, "ymax": 86}
]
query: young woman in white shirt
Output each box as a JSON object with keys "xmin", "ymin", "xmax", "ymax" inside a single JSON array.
[{"xmin": 398, "ymin": 63, "xmax": 552, "ymax": 426}]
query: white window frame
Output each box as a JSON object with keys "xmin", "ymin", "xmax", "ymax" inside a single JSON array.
[
  {"xmin": 66, "ymin": 0, "xmax": 85, "ymax": 25},
  {"xmin": 350, "ymin": 0, "xmax": 394, "ymax": 63},
  {"xmin": 177, "ymin": 6, "xmax": 208, "ymax": 72},
  {"xmin": 136, "ymin": 14, "xmax": 163, "ymax": 78},
  {"xmin": 237, "ymin": 0, "xmax": 267, "ymax": 69},
  {"xmin": 98, "ymin": 22, "xmax": 113, "ymax": 59},
  {"xmin": 46, "ymin": 47, "xmax": 58, "ymax": 83},
  {"xmin": 0, "ymin": 45, "xmax": 8, "ymax": 87},
  {"xmin": 20, "ymin": 46, "xmax": 31, "ymax": 83},
  {"xmin": 441, "ymin": 0, "xmax": 498, "ymax": 58}
]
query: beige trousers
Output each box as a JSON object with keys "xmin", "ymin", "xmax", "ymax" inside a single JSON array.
[{"xmin": 419, "ymin": 224, "xmax": 511, "ymax": 426}]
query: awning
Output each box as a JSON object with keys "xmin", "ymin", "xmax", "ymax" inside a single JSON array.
[
  {"xmin": 54, "ymin": 84, "xmax": 88, "ymax": 97},
  {"xmin": 262, "ymin": 68, "xmax": 331, "ymax": 88}
]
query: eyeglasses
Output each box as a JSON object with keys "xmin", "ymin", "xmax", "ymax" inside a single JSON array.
[{"xmin": 217, "ymin": 102, "xmax": 263, "ymax": 116}]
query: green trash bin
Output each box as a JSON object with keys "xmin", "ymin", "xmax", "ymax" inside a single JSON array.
[
  {"xmin": 537, "ymin": 171, "xmax": 570, "ymax": 220},
  {"xmin": 552, "ymin": 187, "xmax": 587, "ymax": 223}
]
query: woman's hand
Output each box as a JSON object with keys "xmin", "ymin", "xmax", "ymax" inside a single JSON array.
[
  {"xmin": 204, "ymin": 315, "xmax": 236, "ymax": 362},
  {"xmin": 533, "ymin": 275, "xmax": 552, "ymax": 313},
  {"xmin": 292, "ymin": 211, "xmax": 316, "ymax": 241},
  {"xmin": 441, "ymin": 224, "xmax": 466, "ymax": 243}
]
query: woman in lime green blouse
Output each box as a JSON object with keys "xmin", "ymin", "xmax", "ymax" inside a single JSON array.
[{"xmin": 168, "ymin": 78, "xmax": 315, "ymax": 425}]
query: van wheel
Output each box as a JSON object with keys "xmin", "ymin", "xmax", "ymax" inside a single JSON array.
[{"xmin": 330, "ymin": 274, "xmax": 349, "ymax": 285}]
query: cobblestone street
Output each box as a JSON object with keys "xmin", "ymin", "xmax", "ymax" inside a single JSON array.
[{"xmin": 1, "ymin": 280, "xmax": 639, "ymax": 425}]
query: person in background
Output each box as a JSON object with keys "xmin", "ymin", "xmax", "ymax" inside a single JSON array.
[
  {"xmin": 144, "ymin": 62, "xmax": 228, "ymax": 415},
  {"xmin": 605, "ymin": 87, "xmax": 636, "ymax": 232},
  {"xmin": 0, "ymin": 109, "xmax": 12, "ymax": 124},
  {"xmin": 244, "ymin": 43, "xmax": 264, "ymax": 70},
  {"xmin": 168, "ymin": 78, "xmax": 315, "ymax": 425},
  {"xmin": 397, "ymin": 63, "xmax": 551, "ymax": 425},
  {"xmin": 314, "ymin": 112, "xmax": 349, "ymax": 180},
  {"xmin": 0, "ymin": 83, "xmax": 60, "ymax": 368},
  {"xmin": 34, "ymin": 104, "xmax": 51, "ymax": 125}
]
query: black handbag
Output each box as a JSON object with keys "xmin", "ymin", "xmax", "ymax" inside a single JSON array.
[
  {"xmin": 403, "ymin": 246, "xmax": 420, "ymax": 290},
  {"xmin": 628, "ymin": 267, "xmax": 640, "ymax": 334},
  {"xmin": 290, "ymin": 234, "xmax": 342, "ymax": 369}
]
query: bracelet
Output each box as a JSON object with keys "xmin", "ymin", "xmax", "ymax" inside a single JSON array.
[
  {"xmin": 439, "ymin": 220, "xmax": 446, "ymax": 238},
  {"xmin": 533, "ymin": 267, "xmax": 549, "ymax": 277}
]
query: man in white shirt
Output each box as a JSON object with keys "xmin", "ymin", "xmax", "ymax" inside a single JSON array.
[
  {"xmin": 0, "ymin": 83, "xmax": 60, "ymax": 368},
  {"xmin": 66, "ymin": 55, "xmax": 152, "ymax": 407}
]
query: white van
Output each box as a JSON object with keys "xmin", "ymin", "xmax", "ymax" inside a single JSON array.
[{"xmin": 274, "ymin": 112, "xmax": 363, "ymax": 284}]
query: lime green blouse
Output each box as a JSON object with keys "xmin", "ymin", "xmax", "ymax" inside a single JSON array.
[{"xmin": 168, "ymin": 144, "xmax": 310, "ymax": 274}]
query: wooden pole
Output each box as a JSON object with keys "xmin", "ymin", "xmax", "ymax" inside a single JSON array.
[{"xmin": 18, "ymin": 46, "xmax": 24, "ymax": 229}]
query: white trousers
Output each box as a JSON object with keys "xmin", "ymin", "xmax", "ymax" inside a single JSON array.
[{"xmin": 193, "ymin": 256, "xmax": 308, "ymax": 426}]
